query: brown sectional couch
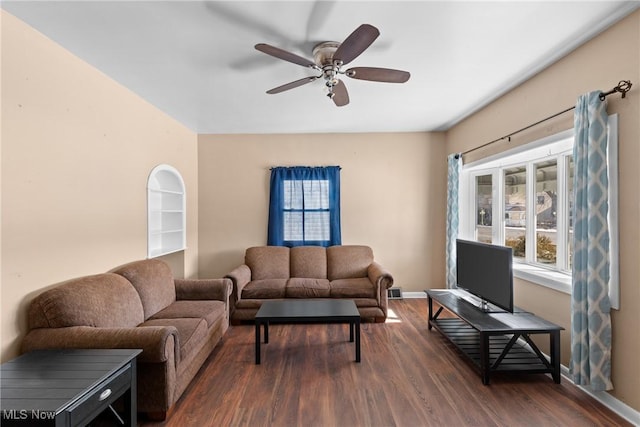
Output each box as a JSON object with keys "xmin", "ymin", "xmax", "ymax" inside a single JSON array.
[
  {"xmin": 225, "ymin": 245, "xmax": 394, "ymax": 323},
  {"xmin": 21, "ymin": 259, "xmax": 231, "ymax": 420}
]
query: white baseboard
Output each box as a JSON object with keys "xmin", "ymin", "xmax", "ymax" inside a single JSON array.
[
  {"xmin": 400, "ymin": 291, "xmax": 427, "ymax": 298},
  {"xmin": 559, "ymin": 366, "xmax": 640, "ymax": 426},
  {"xmin": 390, "ymin": 291, "xmax": 640, "ymax": 425}
]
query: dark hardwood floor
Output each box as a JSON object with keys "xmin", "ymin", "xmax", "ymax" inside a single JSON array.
[{"xmin": 138, "ymin": 299, "xmax": 630, "ymax": 427}]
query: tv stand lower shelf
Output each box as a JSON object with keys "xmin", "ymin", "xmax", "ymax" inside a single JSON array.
[{"xmin": 426, "ymin": 289, "xmax": 564, "ymax": 385}]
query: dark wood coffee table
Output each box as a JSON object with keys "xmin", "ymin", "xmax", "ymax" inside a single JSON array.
[{"xmin": 255, "ymin": 299, "xmax": 361, "ymax": 364}]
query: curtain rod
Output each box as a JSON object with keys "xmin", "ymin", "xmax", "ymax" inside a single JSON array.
[
  {"xmin": 268, "ymin": 166, "xmax": 342, "ymax": 170},
  {"xmin": 455, "ymin": 80, "xmax": 633, "ymax": 159}
]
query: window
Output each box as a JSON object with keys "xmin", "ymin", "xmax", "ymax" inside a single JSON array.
[
  {"xmin": 462, "ymin": 134, "xmax": 575, "ymax": 288},
  {"xmin": 283, "ymin": 179, "xmax": 330, "ymax": 242},
  {"xmin": 268, "ymin": 166, "xmax": 341, "ymax": 247},
  {"xmin": 459, "ymin": 115, "xmax": 619, "ymax": 308}
]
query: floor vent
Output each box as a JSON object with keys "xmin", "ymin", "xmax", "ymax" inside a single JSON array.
[{"xmin": 388, "ymin": 287, "xmax": 403, "ymax": 299}]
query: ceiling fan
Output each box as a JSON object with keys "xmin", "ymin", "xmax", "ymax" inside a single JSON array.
[{"xmin": 255, "ymin": 24, "xmax": 410, "ymax": 107}]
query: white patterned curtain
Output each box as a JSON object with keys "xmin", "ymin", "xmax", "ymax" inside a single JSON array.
[
  {"xmin": 446, "ymin": 154, "xmax": 462, "ymax": 288},
  {"xmin": 570, "ymin": 91, "xmax": 613, "ymax": 391}
]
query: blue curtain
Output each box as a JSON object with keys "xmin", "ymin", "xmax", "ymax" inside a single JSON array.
[
  {"xmin": 268, "ymin": 166, "xmax": 341, "ymax": 247},
  {"xmin": 570, "ymin": 91, "xmax": 613, "ymax": 391},
  {"xmin": 446, "ymin": 154, "xmax": 462, "ymax": 288}
]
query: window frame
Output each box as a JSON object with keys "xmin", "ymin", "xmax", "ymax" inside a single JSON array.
[
  {"xmin": 459, "ymin": 115, "xmax": 619, "ymax": 309},
  {"xmin": 282, "ymin": 178, "xmax": 332, "ymax": 245}
]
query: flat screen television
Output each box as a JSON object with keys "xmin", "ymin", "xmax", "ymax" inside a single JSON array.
[{"xmin": 456, "ymin": 239, "xmax": 514, "ymax": 313}]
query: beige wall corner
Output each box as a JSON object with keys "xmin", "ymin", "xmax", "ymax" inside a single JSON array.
[{"xmin": 1, "ymin": 11, "xmax": 198, "ymax": 360}]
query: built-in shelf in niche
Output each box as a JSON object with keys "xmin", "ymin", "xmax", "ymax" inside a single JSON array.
[{"xmin": 147, "ymin": 164, "xmax": 186, "ymax": 258}]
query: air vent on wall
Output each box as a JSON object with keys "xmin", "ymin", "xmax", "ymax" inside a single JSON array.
[{"xmin": 388, "ymin": 287, "xmax": 403, "ymax": 299}]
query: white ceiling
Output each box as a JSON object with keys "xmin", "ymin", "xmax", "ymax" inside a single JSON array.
[{"xmin": 3, "ymin": 1, "xmax": 639, "ymax": 134}]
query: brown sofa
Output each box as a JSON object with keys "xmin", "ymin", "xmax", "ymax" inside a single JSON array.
[
  {"xmin": 225, "ymin": 245, "xmax": 394, "ymax": 323},
  {"xmin": 21, "ymin": 259, "xmax": 231, "ymax": 420}
]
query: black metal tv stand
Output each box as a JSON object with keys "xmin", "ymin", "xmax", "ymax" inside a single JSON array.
[{"xmin": 425, "ymin": 289, "xmax": 564, "ymax": 385}]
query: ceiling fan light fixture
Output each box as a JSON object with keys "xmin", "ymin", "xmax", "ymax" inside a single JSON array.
[
  {"xmin": 325, "ymin": 78, "xmax": 338, "ymax": 87},
  {"xmin": 255, "ymin": 24, "xmax": 410, "ymax": 107}
]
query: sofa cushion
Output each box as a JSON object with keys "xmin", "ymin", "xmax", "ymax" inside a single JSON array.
[
  {"xmin": 327, "ymin": 245, "xmax": 374, "ymax": 280},
  {"xmin": 246, "ymin": 246, "xmax": 290, "ymax": 280},
  {"xmin": 150, "ymin": 300, "xmax": 226, "ymax": 328},
  {"xmin": 235, "ymin": 299, "xmax": 268, "ymax": 309},
  {"xmin": 112, "ymin": 259, "xmax": 177, "ymax": 320},
  {"xmin": 242, "ymin": 279, "xmax": 287, "ymax": 299},
  {"xmin": 290, "ymin": 246, "xmax": 327, "ymax": 279},
  {"xmin": 141, "ymin": 317, "xmax": 208, "ymax": 363},
  {"xmin": 330, "ymin": 278, "xmax": 376, "ymax": 298},
  {"xmin": 28, "ymin": 273, "xmax": 144, "ymax": 329},
  {"xmin": 286, "ymin": 278, "xmax": 331, "ymax": 298}
]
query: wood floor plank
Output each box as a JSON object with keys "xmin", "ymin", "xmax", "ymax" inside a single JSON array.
[{"xmin": 138, "ymin": 299, "xmax": 632, "ymax": 427}]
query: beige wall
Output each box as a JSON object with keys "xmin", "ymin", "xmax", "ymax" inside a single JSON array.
[
  {"xmin": 2, "ymin": 3, "xmax": 638, "ymax": 415},
  {"xmin": 0, "ymin": 11, "xmax": 199, "ymax": 360},
  {"xmin": 446, "ymin": 10, "xmax": 640, "ymax": 411},
  {"xmin": 198, "ymin": 132, "xmax": 447, "ymax": 292}
]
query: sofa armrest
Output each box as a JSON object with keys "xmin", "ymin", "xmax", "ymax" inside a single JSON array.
[
  {"xmin": 21, "ymin": 326, "xmax": 180, "ymax": 366},
  {"xmin": 174, "ymin": 278, "xmax": 232, "ymax": 303},
  {"xmin": 368, "ymin": 262, "xmax": 394, "ymax": 290},
  {"xmin": 225, "ymin": 264, "xmax": 251, "ymax": 303}
]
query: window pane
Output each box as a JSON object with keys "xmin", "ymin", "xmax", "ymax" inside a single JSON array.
[
  {"xmin": 303, "ymin": 180, "xmax": 329, "ymax": 209},
  {"xmin": 304, "ymin": 212, "xmax": 330, "ymax": 240},
  {"xmin": 283, "ymin": 212, "xmax": 303, "ymax": 240},
  {"xmin": 283, "ymin": 180, "xmax": 303, "ymax": 209},
  {"xmin": 475, "ymin": 175, "xmax": 492, "ymax": 243},
  {"xmin": 284, "ymin": 180, "xmax": 329, "ymax": 210},
  {"xmin": 535, "ymin": 160, "xmax": 557, "ymax": 264},
  {"xmin": 504, "ymin": 165, "xmax": 526, "ymax": 260}
]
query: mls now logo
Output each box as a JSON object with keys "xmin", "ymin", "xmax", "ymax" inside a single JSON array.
[{"xmin": 2, "ymin": 409, "xmax": 56, "ymax": 420}]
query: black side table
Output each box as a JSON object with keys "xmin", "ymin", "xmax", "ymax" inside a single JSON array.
[{"xmin": 1, "ymin": 348, "xmax": 141, "ymax": 426}]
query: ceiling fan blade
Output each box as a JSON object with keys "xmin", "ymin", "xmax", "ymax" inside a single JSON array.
[
  {"xmin": 332, "ymin": 80, "xmax": 349, "ymax": 107},
  {"xmin": 333, "ymin": 24, "xmax": 380, "ymax": 65},
  {"xmin": 346, "ymin": 67, "xmax": 410, "ymax": 83},
  {"xmin": 266, "ymin": 76, "xmax": 319, "ymax": 94},
  {"xmin": 255, "ymin": 43, "xmax": 316, "ymax": 68}
]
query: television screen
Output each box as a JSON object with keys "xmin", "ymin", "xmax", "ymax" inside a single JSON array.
[{"xmin": 456, "ymin": 239, "xmax": 513, "ymax": 313}]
